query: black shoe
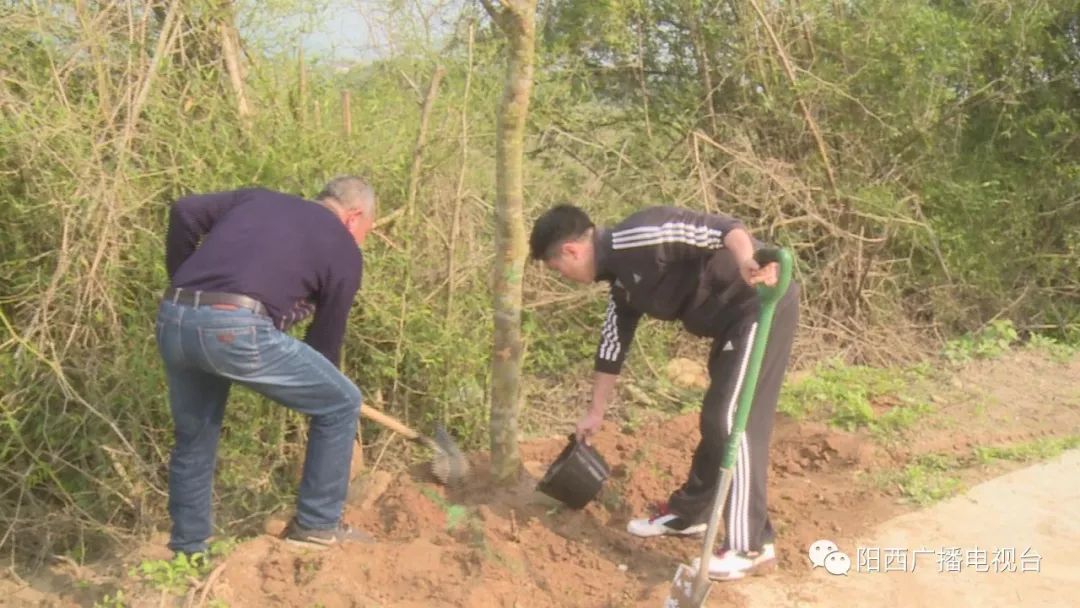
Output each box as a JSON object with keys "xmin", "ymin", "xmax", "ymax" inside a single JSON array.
[{"xmin": 284, "ymin": 520, "xmax": 375, "ymax": 549}]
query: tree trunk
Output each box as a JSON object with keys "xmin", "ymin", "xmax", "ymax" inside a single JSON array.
[{"xmin": 480, "ymin": 0, "xmax": 536, "ymax": 483}]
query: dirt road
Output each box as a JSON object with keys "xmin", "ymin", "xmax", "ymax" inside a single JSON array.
[{"xmin": 736, "ymin": 449, "xmax": 1079, "ymax": 608}]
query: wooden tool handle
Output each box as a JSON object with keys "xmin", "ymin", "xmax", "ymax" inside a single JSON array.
[{"xmin": 360, "ymin": 405, "xmax": 421, "ymax": 441}]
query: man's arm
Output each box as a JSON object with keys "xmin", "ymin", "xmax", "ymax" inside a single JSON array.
[
  {"xmin": 612, "ymin": 207, "xmax": 775, "ymax": 287},
  {"xmin": 577, "ymin": 371, "xmax": 618, "ymax": 442},
  {"xmin": 165, "ymin": 189, "xmax": 257, "ymax": 278},
  {"xmin": 723, "ymin": 225, "xmax": 778, "ymax": 287},
  {"xmin": 304, "ymin": 253, "xmax": 363, "ymax": 367},
  {"xmin": 594, "ymin": 289, "xmax": 642, "ymax": 375},
  {"xmin": 722, "ymin": 226, "xmax": 755, "ymax": 261},
  {"xmin": 611, "ymin": 207, "xmax": 745, "ymax": 262},
  {"xmin": 579, "ymin": 290, "xmax": 641, "ymax": 440}
]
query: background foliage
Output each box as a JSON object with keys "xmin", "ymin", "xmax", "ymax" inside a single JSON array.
[{"xmin": 1, "ymin": 0, "xmax": 1077, "ymax": 563}]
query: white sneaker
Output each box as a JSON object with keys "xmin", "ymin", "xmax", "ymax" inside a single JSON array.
[
  {"xmin": 626, "ymin": 504, "xmax": 707, "ymax": 538},
  {"xmin": 692, "ymin": 544, "xmax": 777, "ymax": 581}
]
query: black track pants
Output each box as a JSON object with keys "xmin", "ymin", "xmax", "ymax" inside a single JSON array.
[{"xmin": 667, "ymin": 283, "xmax": 799, "ymax": 552}]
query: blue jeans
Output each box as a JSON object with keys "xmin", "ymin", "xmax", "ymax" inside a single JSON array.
[{"xmin": 155, "ymin": 300, "xmax": 361, "ymax": 554}]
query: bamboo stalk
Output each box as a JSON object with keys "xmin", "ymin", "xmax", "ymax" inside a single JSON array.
[
  {"xmin": 447, "ymin": 23, "xmax": 475, "ymax": 322},
  {"xmin": 405, "ymin": 65, "xmax": 447, "ymax": 216},
  {"xmin": 74, "ymin": 0, "xmax": 113, "ymax": 123},
  {"xmin": 220, "ymin": 18, "xmax": 252, "ymax": 125},
  {"xmin": 636, "ymin": 15, "xmax": 652, "ymax": 139},
  {"xmin": 341, "ymin": 90, "xmax": 352, "ymax": 136},
  {"xmin": 687, "ymin": 2, "xmax": 719, "ymax": 136},
  {"xmin": 388, "ymin": 64, "xmax": 446, "ymax": 418},
  {"xmin": 297, "ymin": 45, "xmax": 307, "ymax": 124},
  {"xmin": 118, "ymin": 0, "xmax": 181, "ymax": 158}
]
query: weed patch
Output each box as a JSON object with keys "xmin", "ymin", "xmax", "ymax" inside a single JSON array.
[
  {"xmin": 974, "ymin": 436, "xmax": 1080, "ymax": 464},
  {"xmin": 130, "ymin": 538, "xmax": 235, "ymax": 594},
  {"xmin": 944, "ymin": 320, "xmax": 1019, "ymax": 363},
  {"xmin": 878, "ymin": 454, "xmax": 963, "ymax": 505},
  {"xmin": 780, "ymin": 359, "xmax": 931, "ymax": 432}
]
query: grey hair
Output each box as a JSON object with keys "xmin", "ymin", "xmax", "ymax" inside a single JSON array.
[{"xmin": 317, "ymin": 175, "xmax": 376, "ymax": 214}]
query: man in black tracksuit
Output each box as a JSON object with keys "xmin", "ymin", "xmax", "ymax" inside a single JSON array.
[{"xmin": 529, "ymin": 204, "xmax": 798, "ymax": 580}]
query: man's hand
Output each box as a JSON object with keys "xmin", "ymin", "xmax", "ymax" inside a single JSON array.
[
  {"xmin": 580, "ymin": 371, "xmax": 617, "ymax": 443},
  {"xmin": 575, "ymin": 409, "xmax": 604, "ymax": 443},
  {"xmin": 724, "ymin": 228, "xmax": 778, "ymax": 288},
  {"xmin": 738, "ymin": 256, "xmax": 778, "ymax": 288}
]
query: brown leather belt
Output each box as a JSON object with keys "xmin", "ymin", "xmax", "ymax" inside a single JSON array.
[{"xmin": 163, "ymin": 287, "xmax": 268, "ymax": 317}]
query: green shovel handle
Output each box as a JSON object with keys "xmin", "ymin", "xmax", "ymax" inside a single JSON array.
[
  {"xmin": 720, "ymin": 247, "xmax": 793, "ymax": 469},
  {"xmin": 686, "ymin": 247, "xmax": 795, "ymax": 600},
  {"xmin": 752, "ymin": 247, "xmax": 794, "ymax": 306}
]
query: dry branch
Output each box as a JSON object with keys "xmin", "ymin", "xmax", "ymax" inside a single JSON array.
[
  {"xmin": 405, "ymin": 66, "xmax": 447, "ymax": 216},
  {"xmin": 746, "ymin": 0, "xmax": 838, "ymax": 198},
  {"xmin": 447, "ymin": 23, "xmax": 475, "ymax": 322}
]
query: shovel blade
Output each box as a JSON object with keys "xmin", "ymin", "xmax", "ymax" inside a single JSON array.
[
  {"xmin": 430, "ymin": 425, "xmax": 470, "ymax": 486},
  {"xmin": 664, "ymin": 563, "xmax": 712, "ymax": 608}
]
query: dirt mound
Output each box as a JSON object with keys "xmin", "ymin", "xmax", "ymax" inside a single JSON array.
[
  {"xmin": 206, "ymin": 353, "xmax": 1079, "ymax": 607},
  {"xmin": 209, "ymin": 413, "xmax": 904, "ymax": 608},
  {"xmin": 5, "ymin": 352, "xmax": 1077, "ymax": 607}
]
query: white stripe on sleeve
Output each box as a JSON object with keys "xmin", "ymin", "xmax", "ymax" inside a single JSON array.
[
  {"xmin": 611, "ymin": 221, "xmax": 725, "ymax": 250},
  {"xmin": 598, "ymin": 297, "xmax": 621, "ymax": 362}
]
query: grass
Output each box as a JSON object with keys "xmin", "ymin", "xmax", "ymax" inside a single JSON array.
[
  {"xmin": 973, "ymin": 435, "xmax": 1080, "ymax": 464},
  {"xmin": 1025, "ymin": 333, "xmax": 1080, "ymax": 364},
  {"xmin": 946, "ymin": 321, "xmax": 1079, "ymax": 364},
  {"xmin": 875, "ymin": 435, "xmax": 1079, "ymax": 507},
  {"xmin": 871, "ymin": 401, "xmax": 934, "ymax": 437},
  {"xmin": 779, "ymin": 330, "xmax": 1076, "ymax": 436},
  {"xmin": 878, "ymin": 453, "xmax": 963, "ymax": 505},
  {"xmin": 779, "ymin": 358, "xmax": 934, "ymax": 433},
  {"xmin": 944, "ymin": 320, "xmax": 1019, "ymax": 363},
  {"xmin": 92, "ymin": 591, "xmax": 127, "ymax": 608},
  {"xmin": 129, "ymin": 538, "xmax": 235, "ymax": 595},
  {"xmin": 619, "ymin": 404, "xmax": 648, "ymax": 435}
]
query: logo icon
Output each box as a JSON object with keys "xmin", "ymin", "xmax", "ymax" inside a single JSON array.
[
  {"xmin": 825, "ymin": 551, "xmax": 852, "ymax": 576},
  {"xmin": 809, "ymin": 539, "xmax": 851, "ymax": 575},
  {"xmin": 809, "ymin": 539, "xmax": 838, "ymax": 568}
]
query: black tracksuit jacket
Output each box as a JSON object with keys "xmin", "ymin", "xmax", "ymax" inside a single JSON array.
[{"xmin": 592, "ymin": 206, "xmax": 782, "ymax": 374}]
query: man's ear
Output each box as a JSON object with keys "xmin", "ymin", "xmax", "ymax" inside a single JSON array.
[{"xmin": 562, "ymin": 240, "xmax": 581, "ymax": 260}]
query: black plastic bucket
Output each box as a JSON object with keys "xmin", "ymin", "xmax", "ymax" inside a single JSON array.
[{"xmin": 537, "ymin": 435, "xmax": 610, "ymax": 509}]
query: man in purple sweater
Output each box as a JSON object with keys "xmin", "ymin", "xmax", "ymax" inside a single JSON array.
[{"xmin": 157, "ymin": 176, "xmax": 375, "ymax": 554}]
